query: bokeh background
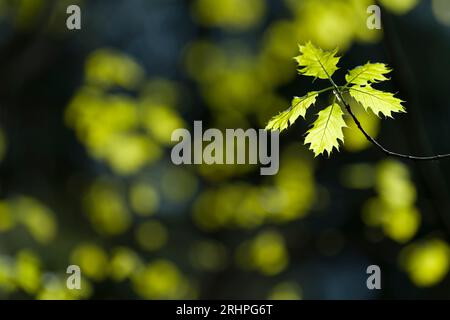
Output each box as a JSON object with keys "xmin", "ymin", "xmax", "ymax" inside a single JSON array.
[{"xmin": 0, "ymin": 0, "xmax": 450, "ymax": 299}]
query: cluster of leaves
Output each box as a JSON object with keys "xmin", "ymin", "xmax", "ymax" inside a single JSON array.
[{"xmin": 265, "ymin": 42, "xmax": 406, "ymax": 157}]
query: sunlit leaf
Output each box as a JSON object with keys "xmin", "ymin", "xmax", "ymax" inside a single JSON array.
[
  {"xmin": 349, "ymin": 85, "xmax": 405, "ymax": 118},
  {"xmin": 400, "ymin": 239, "xmax": 450, "ymax": 287},
  {"xmin": 265, "ymin": 92, "xmax": 319, "ymax": 132},
  {"xmin": 304, "ymin": 103, "xmax": 347, "ymax": 157},
  {"xmin": 379, "ymin": 0, "xmax": 419, "ymax": 14},
  {"xmin": 345, "ymin": 62, "xmax": 391, "ymax": 86},
  {"xmin": 294, "ymin": 42, "xmax": 340, "ymax": 79}
]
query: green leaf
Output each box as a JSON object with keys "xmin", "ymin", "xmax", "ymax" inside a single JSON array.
[
  {"xmin": 304, "ymin": 103, "xmax": 347, "ymax": 157},
  {"xmin": 294, "ymin": 42, "xmax": 340, "ymax": 79},
  {"xmin": 349, "ymin": 85, "xmax": 406, "ymax": 118},
  {"xmin": 265, "ymin": 92, "xmax": 319, "ymax": 132},
  {"xmin": 345, "ymin": 62, "xmax": 391, "ymax": 86}
]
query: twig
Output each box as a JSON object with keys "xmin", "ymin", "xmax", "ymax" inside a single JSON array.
[{"xmin": 330, "ymin": 87, "xmax": 450, "ymax": 161}]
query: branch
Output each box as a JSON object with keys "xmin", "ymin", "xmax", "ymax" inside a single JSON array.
[{"xmin": 331, "ymin": 87, "xmax": 450, "ymax": 161}]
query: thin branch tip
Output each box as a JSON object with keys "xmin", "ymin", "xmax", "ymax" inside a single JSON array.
[{"xmin": 331, "ymin": 86, "xmax": 450, "ymax": 161}]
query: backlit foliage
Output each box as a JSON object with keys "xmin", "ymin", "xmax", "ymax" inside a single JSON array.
[
  {"xmin": 304, "ymin": 104, "xmax": 347, "ymax": 157},
  {"xmin": 294, "ymin": 43, "xmax": 340, "ymax": 79},
  {"xmin": 268, "ymin": 282, "xmax": 303, "ymax": 300},
  {"xmin": 185, "ymin": 0, "xmax": 420, "ymax": 159},
  {"xmin": 193, "ymin": 148, "xmax": 316, "ymax": 231},
  {"xmin": 266, "ymin": 92, "xmax": 319, "ymax": 132},
  {"xmin": 265, "ymin": 42, "xmax": 406, "ymax": 157},
  {"xmin": 0, "ymin": 197, "xmax": 57, "ymax": 244}
]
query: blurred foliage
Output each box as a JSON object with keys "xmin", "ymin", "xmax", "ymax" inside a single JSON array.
[
  {"xmin": 192, "ymin": 0, "xmax": 266, "ymax": 30},
  {"xmin": 400, "ymin": 239, "xmax": 450, "ymax": 287},
  {"xmin": 362, "ymin": 160, "xmax": 421, "ymax": 243},
  {"xmin": 236, "ymin": 229, "xmax": 289, "ymax": 276},
  {"xmin": 268, "ymin": 281, "xmax": 303, "ymax": 300},
  {"xmin": 132, "ymin": 259, "xmax": 196, "ymax": 299},
  {"xmin": 432, "ymin": 0, "xmax": 450, "ymax": 27},
  {"xmin": 0, "ymin": 197, "xmax": 56, "ymax": 243}
]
